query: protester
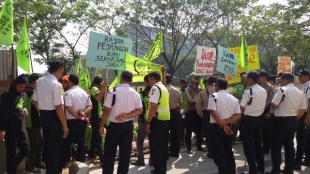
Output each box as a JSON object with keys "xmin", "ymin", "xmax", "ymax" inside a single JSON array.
[
  {"xmin": 60, "ymin": 75, "xmax": 70, "ymax": 91},
  {"xmin": 25, "ymin": 73, "xmax": 44, "ymax": 173},
  {"xmin": 0, "ymin": 74, "xmax": 30, "ymax": 174}
]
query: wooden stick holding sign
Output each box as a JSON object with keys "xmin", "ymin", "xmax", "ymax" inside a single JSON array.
[{"xmin": 104, "ymin": 69, "xmax": 109, "ymax": 99}]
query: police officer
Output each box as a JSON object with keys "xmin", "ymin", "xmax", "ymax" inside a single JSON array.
[
  {"xmin": 259, "ymin": 71, "xmax": 275, "ymax": 154},
  {"xmin": 131, "ymin": 75, "xmax": 151, "ymax": 166},
  {"xmin": 61, "ymin": 74, "xmax": 92, "ymax": 167},
  {"xmin": 99, "ymin": 70, "xmax": 143, "ymax": 174},
  {"xmin": 88, "ymin": 76, "xmax": 107, "ymax": 164},
  {"xmin": 267, "ymin": 73, "xmax": 306, "ymax": 174},
  {"xmin": 196, "ymin": 76, "xmax": 217, "ymax": 158},
  {"xmin": 0, "ymin": 75, "xmax": 30, "ymax": 174},
  {"xmin": 240, "ymin": 71, "xmax": 267, "ymax": 174},
  {"xmin": 166, "ymin": 74, "xmax": 183, "ymax": 158},
  {"xmin": 25, "ymin": 73, "xmax": 44, "ymax": 173},
  {"xmin": 145, "ymin": 71, "xmax": 170, "ymax": 174},
  {"xmin": 33, "ymin": 61, "xmax": 69, "ymax": 174},
  {"xmin": 294, "ymin": 69, "xmax": 310, "ymax": 170},
  {"xmin": 207, "ymin": 78, "xmax": 241, "ymax": 174}
]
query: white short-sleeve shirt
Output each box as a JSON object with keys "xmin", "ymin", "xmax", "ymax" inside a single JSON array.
[
  {"xmin": 240, "ymin": 84, "xmax": 267, "ymax": 116},
  {"xmin": 149, "ymin": 82, "xmax": 163, "ymax": 104},
  {"xmin": 65, "ymin": 86, "xmax": 92, "ymax": 120},
  {"xmin": 302, "ymin": 81, "xmax": 310, "ymax": 111},
  {"xmin": 33, "ymin": 74, "xmax": 64, "ymax": 110},
  {"xmin": 104, "ymin": 84, "xmax": 142, "ymax": 123},
  {"xmin": 208, "ymin": 90, "xmax": 241, "ymax": 123},
  {"xmin": 272, "ymin": 83, "xmax": 306, "ymax": 116}
]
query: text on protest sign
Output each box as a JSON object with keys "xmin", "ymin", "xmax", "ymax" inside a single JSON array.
[
  {"xmin": 217, "ymin": 45, "xmax": 237, "ymax": 78},
  {"xmin": 195, "ymin": 46, "xmax": 216, "ymax": 76},
  {"xmin": 86, "ymin": 31, "xmax": 132, "ymax": 70},
  {"xmin": 277, "ymin": 56, "xmax": 291, "ymax": 73},
  {"xmin": 225, "ymin": 46, "xmax": 260, "ymax": 84}
]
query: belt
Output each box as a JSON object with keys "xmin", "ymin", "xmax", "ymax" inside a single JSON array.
[
  {"xmin": 170, "ymin": 107, "xmax": 178, "ymax": 111},
  {"xmin": 110, "ymin": 120, "xmax": 133, "ymax": 124},
  {"xmin": 40, "ymin": 110, "xmax": 56, "ymax": 113},
  {"xmin": 210, "ymin": 123, "xmax": 234, "ymax": 128},
  {"xmin": 274, "ymin": 116, "xmax": 296, "ymax": 119},
  {"xmin": 244, "ymin": 115, "xmax": 261, "ymax": 118}
]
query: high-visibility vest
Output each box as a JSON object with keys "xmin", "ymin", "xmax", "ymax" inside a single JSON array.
[
  {"xmin": 24, "ymin": 94, "xmax": 33, "ymax": 128},
  {"xmin": 146, "ymin": 83, "xmax": 170, "ymax": 121}
]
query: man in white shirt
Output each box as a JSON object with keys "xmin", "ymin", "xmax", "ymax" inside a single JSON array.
[
  {"xmin": 267, "ymin": 73, "xmax": 306, "ymax": 174},
  {"xmin": 240, "ymin": 71, "xmax": 267, "ymax": 174},
  {"xmin": 294, "ymin": 69, "xmax": 310, "ymax": 169},
  {"xmin": 33, "ymin": 61, "xmax": 68, "ymax": 174},
  {"xmin": 208, "ymin": 78, "xmax": 241, "ymax": 174},
  {"xmin": 60, "ymin": 74, "xmax": 92, "ymax": 168},
  {"xmin": 99, "ymin": 70, "xmax": 143, "ymax": 174}
]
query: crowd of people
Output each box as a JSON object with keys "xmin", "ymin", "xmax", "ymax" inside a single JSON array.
[{"xmin": 1, "ymin": 60, "xmax": 310, "ymax": 174}]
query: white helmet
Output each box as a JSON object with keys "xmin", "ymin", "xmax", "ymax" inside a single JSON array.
[{"xmin": 188, "ymin": 73, "xmax": 200, "ymax": 83}]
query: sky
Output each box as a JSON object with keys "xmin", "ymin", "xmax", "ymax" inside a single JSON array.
[{"xmin": 29, "ymin": 0, "xmax": 286, "ymax": 74}]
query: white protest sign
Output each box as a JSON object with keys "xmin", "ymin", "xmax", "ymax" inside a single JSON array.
[{"xmin": 194, "ymin": 46, "xmax": 216, "ymax": 76}]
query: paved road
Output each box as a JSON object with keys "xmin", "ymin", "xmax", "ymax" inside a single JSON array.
[{"xmin": 87, "ymin": 141, "xmax": 310, "ymax": 174}]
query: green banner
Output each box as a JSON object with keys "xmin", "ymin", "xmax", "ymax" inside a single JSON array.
[
  {"xmin": 240, "ymin": 30, "xmax": 249, "ymax": 73},
  {"xmin": 143, "ymin": 30, "xmax": 164, "ymax": 61},
  {"xmin": 16, "ymin": 17, "xmax": 31, "ymax": 73},
  {"xmin": 0, "ymin": 0, "xmax": 13, "ymax": 46}
]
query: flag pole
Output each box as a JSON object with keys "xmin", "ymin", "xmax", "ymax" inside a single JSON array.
[
  {"xmin": 11, "ymin": 44, "xmax": 15, "ymax": 78},
  {"xmin": 25, "ymin": 14, "xmax": 34, "ymax": 73}
]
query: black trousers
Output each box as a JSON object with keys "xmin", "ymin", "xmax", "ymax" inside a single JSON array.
[
  {"xmin": 305, "ymin": 126, "xmax": 310, "ymax": 162},
  {"xmin": 61, "ymin": 119, "xmax": 87, "ymax": 167},
  {"xmin": 169, "ymin": 109, "xmax": 181, "ymax": 156},
  {"xmin": 89, "ymin": 118, "xmax": 104, "ymax": 162},
  {"xmin": 262, "ymin": 115, "xmax": 273, "ymax": 153},
  {"xmin": 242, "ymin": 116, "xmax": 265, "ymax": 173},
  {"xmin": 149, "ymin": 118, "xmax": 169, "ymax": 174},
  {"xmin": 185, "ymin": 110, "xmax": 202, "ymax": 149},
  {"xmin": 270, "ymin": 116, "xmax": 298, "ymax": 173},
  {"xmin": 26, "ymin": 127, "xmax": 43, "ymax": 171},
  {"xmin": 40, "ymin": 110, "xmax": 63, "ymax": 174},
  {"xmin": 5, "ymin": 126, "xmax": 29, "ymax": 174},
  {"xmin": 209, "ymin": 124, "xmax": 236, "ymax": 174},
  {"xmin": 202, "ymin": 110, "xmax": 211, "ymax": 154},
  {"xmin": 295, "ymin": 113, "xmax": 310, "ymax": 165},
  {"xmin": 102, "ymin": 121, "xmax": 133, "ymax": 174},
  {"xmin": 179, "ymin": 117, "xmax": 185, "ymax": 143}
]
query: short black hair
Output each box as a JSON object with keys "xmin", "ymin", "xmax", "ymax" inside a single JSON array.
[
  {"xmin": 144, "ymin": 75, "xmax": 149, "ymax": 83},
  {"xmin": 247, "ymin": 71, "xmax": 260, "ymax": 82},
  {"xmin": 207, "ymin": 76, "xmax": 217, "ymax": 85},
  {"xmin": 92, "ymin": 76, "xmax": 103, "ymax": 85},
  {"xmin": 179, "ymin": 78, "xmax": 187, "ymax": 85},
  {"xmin": 69, "ymin": 74, "xmax": 79, "ymax": 85},
  {"xmin": 28, "ymin": 73, "xmax": 41, "ymax": 84},
  {"xmin": 240, "ymin": 72, "xmax": 246, "ymax": 77},
  {"xmin": 268, "ymin": 75, "xmax": 276, "ymax": 83},
  {"xmin": 165, "ymin": 74, "xmax": 172, "ymax": 84},
  {"xmin": 48, "ymin": 60, "xmax": 64, "ymax": 73},
  {"xmin": 148, "ymin": 71, "xmax": 161, "ymax": 81},
  {"xmin": 259, "ymin": 71, "xmax": 269, "ymax": 79}
]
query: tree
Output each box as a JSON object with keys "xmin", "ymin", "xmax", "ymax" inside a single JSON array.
[{"xmin": 125, "ymin": 0, "xmax": 256, "ymax": 77}]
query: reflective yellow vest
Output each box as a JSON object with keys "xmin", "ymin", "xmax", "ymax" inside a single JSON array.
[{"xmin": 146, "ymin": 83, "xmax": 170, "ymax": 121}]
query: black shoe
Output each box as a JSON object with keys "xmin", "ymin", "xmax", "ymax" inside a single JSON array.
[
  {"xmin": 187, "ymin": 148, "xmax": 194, "ymax": 154},
  {"xmin": 301, "ymin": 160, "xmax": 310, "ymax": 166},
  {"xmin": 196, "ymin": 147, "xmax": 207, "ymax": 152},
  {"xmin": 280, "ymin": 169, "xmax": 293, "ymax": 174},
  {"xmin": 206, "ymin": 153, "xmax": 213, "ymax": 159},
  {"xmin": 131, "ymin": 160, "xmax": 145, "ymax": 166},
  {"xmin": 293, "ymin": 164, "xmax": 301, "ymax": 170}
]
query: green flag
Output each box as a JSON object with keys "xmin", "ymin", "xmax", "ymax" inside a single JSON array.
[
  {"xmin": 240, "ymin": 30, "xmax": 249, "ymax": 73},
  {"xmin": 95, "ymin": 68, "xmax": 103, "ymax": 77},
  {"xmin": 126, "ymin": 53, "xmax": 162, "ymax": 82},
  {"xmin": 109, "ymin": 70, "xmax": 122, "ymax": 90},
  {"xmin": 0, "ymin": 0, "xmax": 13, "ymax": 46},
  {"xmin": 16, "ymin": 17, "xmax": 31, "ymax": 73},
  {"xmin": 143, "ymin": 30, "xmax": 164, "ymax": 61},
  {"xmin": 76, "ymin": 58, "xmax": 91, "ymax": 91}
]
